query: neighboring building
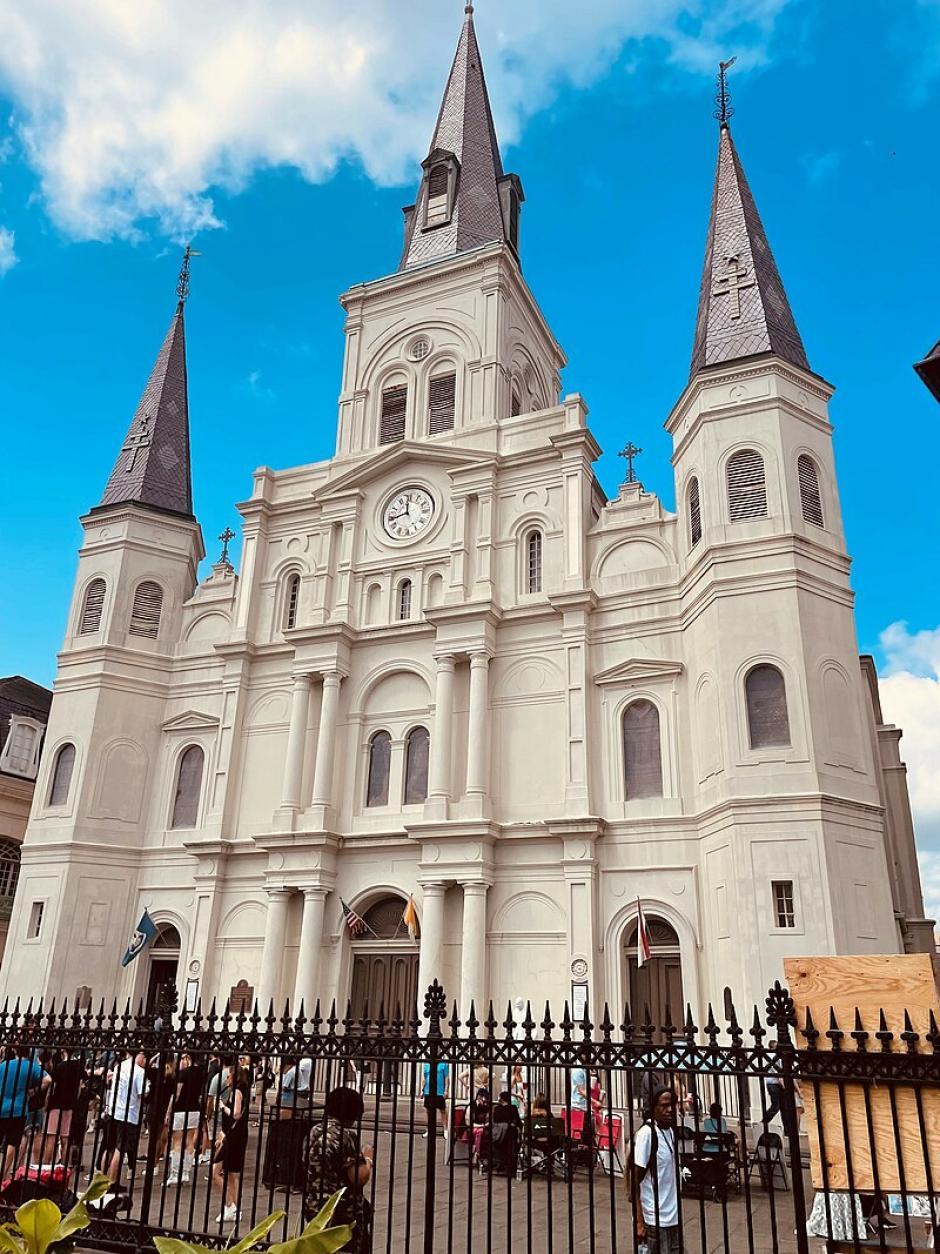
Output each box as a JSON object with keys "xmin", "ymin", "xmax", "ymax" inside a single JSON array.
[
  {"xmin": 1, "ymin": 9, "xmax": 933, "ymax": 1021},
  {"xmin": 0, "ymin": 676, "xmax": 53, "ymax": 963}
]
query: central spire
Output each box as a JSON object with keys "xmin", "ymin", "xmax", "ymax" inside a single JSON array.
[{"xmin": 400, "ymin": 6, "xmax": 523, "ymax": 270}]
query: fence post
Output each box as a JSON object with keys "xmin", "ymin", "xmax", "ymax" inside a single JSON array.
[
  {"xmin": 423, "ymin": 980, "xmax": 447, "ymax": 1254},
  {"xmin": 766, "ymin": 981, "xmax": 810, "ymax": 1254}
]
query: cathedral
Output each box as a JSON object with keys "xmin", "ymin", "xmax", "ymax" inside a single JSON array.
[{"xmin": 3, "ymin": 7, "xmax": 932, "ymax": 1025}]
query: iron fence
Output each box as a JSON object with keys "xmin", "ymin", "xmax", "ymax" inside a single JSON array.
[{"xmin": 0, "ymin": 981, "xmax": 936, "ymax": 1254}]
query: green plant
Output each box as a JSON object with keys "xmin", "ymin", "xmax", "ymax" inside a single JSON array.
[
  {"xmin": 0, "ymin": 1172, "xmax": 112, "ymax": 1254},
  {"xmin": 152, "ymin": 1190, "xmax": 353, "ymax": 1254}
]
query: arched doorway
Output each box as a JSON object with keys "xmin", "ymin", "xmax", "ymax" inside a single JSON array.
[
  {"xmin": 145, "ymin": 924, "xmax": 181, "ymax": 1015},
  {"xmin": 349, "ymin": 896, "xmax": 419, "ymax": 1026},
  {"xmin": 625, "ymin": 916, "xmax": 684, "ymax": 1037}
]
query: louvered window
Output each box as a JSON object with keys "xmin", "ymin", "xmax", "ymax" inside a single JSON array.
[
  {"xmin": 688, "ymin": 476, "xmax": 702, "ymax": 548},
  {"xmin": 508, "ymin": 191, "xmax": 520, "ymax": 252},
  {"xmin": 48, "ymin": 743, "xmax": 76, "ymax": 806},
  {"xmin": 79, "ymin": 579, "xmax": 106, "ymax": 634},
  {"xmin": 0, "ymin": 841, "xmax": 20, "ymax": 899},
  {"xmin": 428, "ymin": 164, "xmax": 449, "ymax": 198},
  {"xmin": 397, "ymin": 579, "xmax": 413, "ymax": 621},
  {"xmin": 380, "ymin": 385, "xmax": 407, "ymax": 444},
  {"xmin": 129, "ymin": 581, "xmax": 163, "ymax": 638},
  {"xmin": 284, "ymin": 573, "xmax": 300, "ymax": 629},
  {"xmin": 404, "ymin": 726, "xmax": 430, "ymax": 804},
  {"xmin": 2, "ymin": 719, "xmax": 40, "ymax": 778},
  {"xmin": 623, "ymin": 699, "xmax": 664, "ymax": 799},
  {"xmin": 727, "ymin": 449, "xmax": 767, "ymax": 522},
  {"xmin": 526, "ymin": 530, "xmax": 542, "ymax": 593},
  {"xmin": 797, "ymin": 455, "xmax": 824, "ymax": 527},
  {"xmin": 428, "ymin": 373, "xmax": 456, "ymax": 434},
  {"xmin": 745, "ymin": 665, "xmax": 791, "ymax": 749},
  {"xmin": 366, "ymin": 731, "xmax": 391, "ymax": 807},
  {"xmin": 170, "ymin": 745, "xmax": 204, "ymax": 828}
]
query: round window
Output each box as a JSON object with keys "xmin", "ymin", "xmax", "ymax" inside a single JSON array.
[{"xmin": 409, "ymin": 337, "xmax": 432, "ymax": 361}]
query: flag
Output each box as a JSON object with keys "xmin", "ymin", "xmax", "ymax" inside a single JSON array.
[
  {"xmin": 636, "ymin": 899, "xmax": 652, "ymax": 969},
  {"xmin": 402, "ymin": 895, "xmax": 419, "ymax": 942},
  {"xmin": 341, "ymin": 899, "xmax": 367, "ymax": 939},
  {"xmin": 121, "ymin": 909, "xmax": 157, "ymax": 967}
]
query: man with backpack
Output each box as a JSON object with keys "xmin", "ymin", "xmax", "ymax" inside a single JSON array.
[{"xmin": 631, "ymin": 1085, "xmax": 681, "ymax": 1253}]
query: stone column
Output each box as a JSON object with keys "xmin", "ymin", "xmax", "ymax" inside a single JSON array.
[
  {"xmin": 416, "ymin": 882, "xmax": 447, "ymax": 1013},
  {"xmin": 278, "ymin": 674, "xmax": 312, "ymax": 820},
  {"xmin": 309, "ymin": 671, "xmax": 343, "ymax": 827},
  {"xmin": 465, "ymin": 652, "xmax": 491, "ymax": 814},
  {"xmin": 258, "ymin": 888, "xmax": 292, "ymax": 1010},
  {"xmin": 460, "ymin": 881, "xmax": 489, "ymax": 1019},
  {"xmin": 427, "ymin": 654, "xmax": 456, "ymax": 818},
  {"xmin": 293, "ymin": 887, "xmax": 328, "ymax": 1013}
]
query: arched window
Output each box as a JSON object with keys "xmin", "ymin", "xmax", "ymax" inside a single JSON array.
[
  {"xmin": 366, "ymin": 731, "xmax": 392, "ymax": 807},
  {"xmin": 428, "ymin": 372, "xmax": 456, "ymax": 433},
  {"xmin": 745, "ymin": 665, "xmax": 791, "ymax": 749},
  {"xmin": 284, "ymin": 573, "xmax": 301, "ymax": 629},
  {"xmin": 380, "ymin": 384, "xmax": 407, "ymax": 444},
  {"xmin": 170, "ymin": 745, "xmax": 204, "ymax": 829},
  {"xmin": 510, "ymin": 387, "xmax": 522, "ymax": 418},
  {"xmin": 78, "ymin": 579, "xmax": 106, "ymax": 634},
  {"xmin": 797, "ymin": 454, "xmax": 824, "ymax": 527},
  {"xmin": 0, "ymin": 840, "xmax": 21, "ymax": 901},
  {"xmin": 48, "ymin": 743, "xmax": 76, "ymax": 806},
  {"xmin": 404, "ymin": 726, "xmax": 430, "ymax": 804},
  {"xmin": 622, "ymin": 700, "xmax": 664, "ymax": 799},
  {"xmin": 727, "ymin": 449, "xmax": 767, "ymax": 522},
  {"xmin": 526, "ymin": 530, "xmax": 542, "ymax": 594},
  {"xmin": 397, "ymin": 579, "xmax": 413, "ymax": 621},
  {"xmin": 129, "ymin": 580, "xmax": 163, "ymax": 638},
  {"xmin": 688, "ymin": 476, "xmax": 702, "ymax": 548}
]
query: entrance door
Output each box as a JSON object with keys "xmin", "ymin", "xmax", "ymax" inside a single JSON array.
[
  {"xmin": 626, "ymin": 917, "xmax": 684, "ymax": 1038},
  {"xmin": 350, "ymin": 952, "xmax": 419, "ymax": 1023},
  {"xmin": 145, "ymin": 924, "xmax": 181, "ymax": 1015}
]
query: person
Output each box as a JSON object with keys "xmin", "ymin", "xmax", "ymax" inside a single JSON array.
[
  {"xmin": 570, "ymin": 1066, "xmax": 589, "ymax": 1113},
  {"xmin": 632, "ymin": 1085, "xmax": 680, "ymax": 1254},
  {"xmin": 305, "ymin": 1086, "xmax": 373, "ymax": 1254},
  {"xmin": 40, "ymin": 1050, "xmax": 84, "ymax": 1167},
  {"xmin": 509, "ymin": 1065, "xmax": 526, "ymax": 1111},
  {"xmin": 146, "ymin": 1054, "xmax": 175, "ymax": 1167},
  {"xmin": 0, "ymin": 1047, "xmax": 49, "ymax": 1177},
  {"xmin": 488, "ymin": 1091, "xmax": 522, "ymax": 1178},
  {"xmin": 702, "ymin": 1101, "xmax": 727, "ymax": 1154},
  {"xmin": 167, "ymin": 1051, "xmax": 207, "ymax": 1185},
  {"xmin": 103, "ymin": 1048, "xmax": 147, "ymax": 1190},
  {"xmin": 212, "ymin": 1059, "xmax": 250, "ymax": 1225},
  {"xmin": 421, "ymin": 1058, "xmax": 449, "ymax": 1139}
]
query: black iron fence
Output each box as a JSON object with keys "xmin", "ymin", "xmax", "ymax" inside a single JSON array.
[{"xmin": 0, "ymin": 981, "xmax": 936, "ymax": 1254}]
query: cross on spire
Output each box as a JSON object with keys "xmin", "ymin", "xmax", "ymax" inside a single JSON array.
[
  {"xmin": 120, "ymin": 415, "xmax": 153, "ymax": 472},
  {"xmin": 714, "ymin": 56, "xmax": 736, "ymax": 127},
  {"xmin": 218, "ymin": 527, "xmax": 236, "ymax": 564},
  {"xmin": 176, "ymin": 244, "xmax": 201, "ymax": 307},
  {"xmin": 618, "ymin": 442, "xmax": 643, "ymax": 484},
  {"xmin": 712, "ymin": 254, "xmax": 755, "ymax": 319}
]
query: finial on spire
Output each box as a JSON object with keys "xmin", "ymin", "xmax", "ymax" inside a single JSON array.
[
  {"xmin": 218, "ymin": 526, "xmax": 236, "ymax": 564},
  {"xmin": 714, "ymin": 56, "xmax": 737, "ymax": 127},
  {"xmin": 465, "ymin": 3, "xmax": 474, "ymax": 14},
  {"xmin": 618, "ymin": 442, "xmax": 643, "ymax": 485},
  {"xmin": 176, "ymin": 244, "xmax": 201, "ymax": 308}
]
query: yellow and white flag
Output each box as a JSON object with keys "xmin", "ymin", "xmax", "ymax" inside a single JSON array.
[{"xmin": 403, "ymin": 894, "xmax": 419, "ymax": 942}]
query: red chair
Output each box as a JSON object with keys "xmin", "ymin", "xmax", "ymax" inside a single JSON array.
[
  {"xmin": 448, "ymin": 1105, "xmax": 472, "ymax": 1165},
  {"xmin": 596, "ymin": 1113, "xmax": 624, "ymax": 1174}
]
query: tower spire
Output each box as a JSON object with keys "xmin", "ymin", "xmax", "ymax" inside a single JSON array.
[
  {"xmin": 689, "ymin": 67, "xmax": 809, "ymax": 377},
  {"xmin": 94, "ymin": 249, "xmax": 194, "ymax": 518},
  {"xmin": 400, "ymin": 6, "xmax": 523, "ymax": 270}
]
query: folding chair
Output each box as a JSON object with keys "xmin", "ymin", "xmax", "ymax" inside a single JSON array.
[
  {"xmin": 446, "ymin": 1105, "xmax": 471, "ymax": 1165},
  {"xmin": 746, "ymin": 1131, "xmax": 789, "ymax": 1191},
  {"xmin": 596, "ymin": 1113, "xmax": 624, "ymax": 1175}
]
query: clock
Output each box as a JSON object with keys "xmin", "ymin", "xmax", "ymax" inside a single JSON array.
[{"xmin": 382, "ymin": 486, "xmax": 435, "ymax": 540}]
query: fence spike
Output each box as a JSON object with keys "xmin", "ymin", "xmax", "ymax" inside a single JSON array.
[
  {"xmin": 541, "ymin": 1001, "xmax": 554, "ymax": 1037},
  {"xmin": 901, "ymin": 1008, "xmax": 919, "ymax": 1054},
  {"xmin": 449, "ymin": 1000, "xmax": 462, "ymax": 1036},
  {"xmin": 561, "ymin": 1001, "xmax": 574, "ymax": 1040},
  {"xmin": 850, "ymin": 1006, "xmax": 868, "ymax": 1051},
  {"xmin": 826, "ymin": 1006, "xmax": 843, "ymax": 1050},
  {"xmin": 927, "ymin": 1009, "xmax": 940, "ymax": 1052},
  {"xmin": 600, "ymin": 1003, "xmax": 614, "ymax": 1040},
  {"xmin": 620, "ymin": 1001, "xmax": 634, "ymax": 1041},
  {"xmin": 876, "ymin": 1007, "xmax": 893, "ymax": 1052},
  {"xmin": 684, "ymin": 1003, "xmax": 696, "ymax": 1038},
  {"xmin": 466, "ymin": 999, "xmax": 479, "ymax": 1037},
  {"xmin": 802, "ymin": 1005, "xmax": 819, "ymax": 1048},
  {"xmin": 484, "ymin": 1000, "xmax": 498, "ymax": 1037},
  {"xmin": 312, "ymin": 998, "xmax": 323, "ymax": 1034},
  {"xmin": 705, "ymin": 1003, "xmax": 718, "ymax": 1042},
  {"xmin": 503, "ymin": 999, "xmax": 515, "ymax": 1037},
  {"xmin": 522, "ymin": 1000, "xmax": 536, "ymax": 1038}
]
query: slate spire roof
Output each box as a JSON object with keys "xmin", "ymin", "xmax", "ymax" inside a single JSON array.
[
  {"xmin": 914, "ymin": 337, "xmax": 940, "ymax": 404},
  {"xmin": 690, "ymin": 120, "xmax": 810, "ymax": 377},
  {"xmin": 401, "ymin": 5, "xmax": 521, "ymax": 270},
  {"xmin": 95, "ymin": 297, "xmax": 193, "ymax": 518}
]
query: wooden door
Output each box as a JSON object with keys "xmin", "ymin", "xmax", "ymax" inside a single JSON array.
[
  {"xmin": 350, "ymin": 951, "xmax": 419, "ymax": 1026},
  {"xmin": 628, "ymin": 956, "xmax": 684, "ymax": 1038}
]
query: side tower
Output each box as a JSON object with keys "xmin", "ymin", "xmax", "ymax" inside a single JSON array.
[
  {"xmin": 668, "ymin": 76, "xmax": 928, "ymax": 1001},
  {"xmin": 0, "ymin": 253, "xmax": 204, "ymax": 1006}
]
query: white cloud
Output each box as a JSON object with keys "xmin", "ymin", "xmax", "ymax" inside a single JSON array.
[
  {"xmin": 878, "ymin": 622, "xmax": 940, "ymax": 854},
  {"xmin": 0, "ymin": 226, "xmax": 16, "ymax": 274},
  {"xmin": 242, "ymin": 369, "xmax": 276, "ymax": 405},
  {"xmin": 0, "ymin": 0, "xmax": 792, "ymax": 242}
]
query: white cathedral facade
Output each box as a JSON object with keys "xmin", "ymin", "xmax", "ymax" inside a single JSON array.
[{"xmin": 3, "ymin": 9, "xmax": 933, "ymax": 1026}]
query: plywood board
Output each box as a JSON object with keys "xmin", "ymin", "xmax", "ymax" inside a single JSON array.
[{"xmin": 784, "ymin": 955, "xmax": 940, "ymax": 1194}]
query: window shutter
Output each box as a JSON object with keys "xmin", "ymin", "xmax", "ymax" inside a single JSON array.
[
  {"xmin": 49, "ymin": 743, "xmax": 76, "ymax": 806},
  {"xmin": 129, "ymin": 581, "xmax": 163, "ymax": 638},
  {"xmin": 745, "ymin": 665, "xmax": 791, "ymax": 748},
  {"xmin": 428, "ymin": 164, "xmax": 449, "ymax": 198},
  {"xmin": 798, "ymin": 455, "xmax": 824, "ymax": 527},
  {"xmin": 380, "ymin": 385, "xmax": 407, "ymax": 444},
  {"xmin": 688, "ymin": 477, "xmax": 702, "ymax": 548},
  {"xmin": 622, "ymin": 699, "xmax": 664, "ymax": 799},
  {"xmin": 428, "ymin": 373, "xmax": 456, "ymax": 434},
  {"xmin": 79, "ymin": 579, "xmax": 106, "ymax": 634},
  {"xmin": 170, "ymin": 745, "xmax": 204, "ymax": 829},
  {"xmin": 727, "ymin": 449, "xmax": 767, "ymax": 521}
]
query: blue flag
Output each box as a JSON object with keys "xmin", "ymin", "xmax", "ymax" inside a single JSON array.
[{"xmin": 121, "ymin": 909, "xmax": 157, "ymax": 967}]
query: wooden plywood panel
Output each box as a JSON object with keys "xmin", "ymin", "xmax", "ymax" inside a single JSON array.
[{"xmin": 785, "ymin": 955, "xmax": 940, "ymax": 1194}]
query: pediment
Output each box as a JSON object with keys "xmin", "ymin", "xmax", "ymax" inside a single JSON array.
[
  {"xmin": 312, "ymin": 441, "xmax": 497, "ymax": 501},
  {"xmin": 594, "ymin": 658, "xmax": 684, "ymax": 686},
  {"xmin": 161, "ymin": 709, "xmax": 220, "ymax": 732}
]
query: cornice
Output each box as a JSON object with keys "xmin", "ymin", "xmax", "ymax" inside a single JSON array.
[{"xmin": 594, "ymin": 658, "xmax": 684, "ymax": 686}]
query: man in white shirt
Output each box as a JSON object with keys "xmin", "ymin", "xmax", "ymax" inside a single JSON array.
[
  {"xmin": 632, "ymin": 1085, "xmax": 680, "ymax": 1253},
  {"xmin": 104, "ymin": 1049, "xmax": 147, "ymax": 1187}
]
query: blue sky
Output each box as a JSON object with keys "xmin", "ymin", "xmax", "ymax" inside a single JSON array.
[{"xmin": 1, "ymin": 0, "xmax": 939, "ymax": 888}]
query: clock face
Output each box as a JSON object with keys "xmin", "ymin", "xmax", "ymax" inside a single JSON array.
[{"xmin": 382, "ymin": 487, "xmax": 435, "ymax": 540}]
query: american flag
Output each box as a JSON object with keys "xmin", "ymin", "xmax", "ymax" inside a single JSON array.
[{"xmin": 341, "ymin": 899, "xmax": 368, "ymax": 938}]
